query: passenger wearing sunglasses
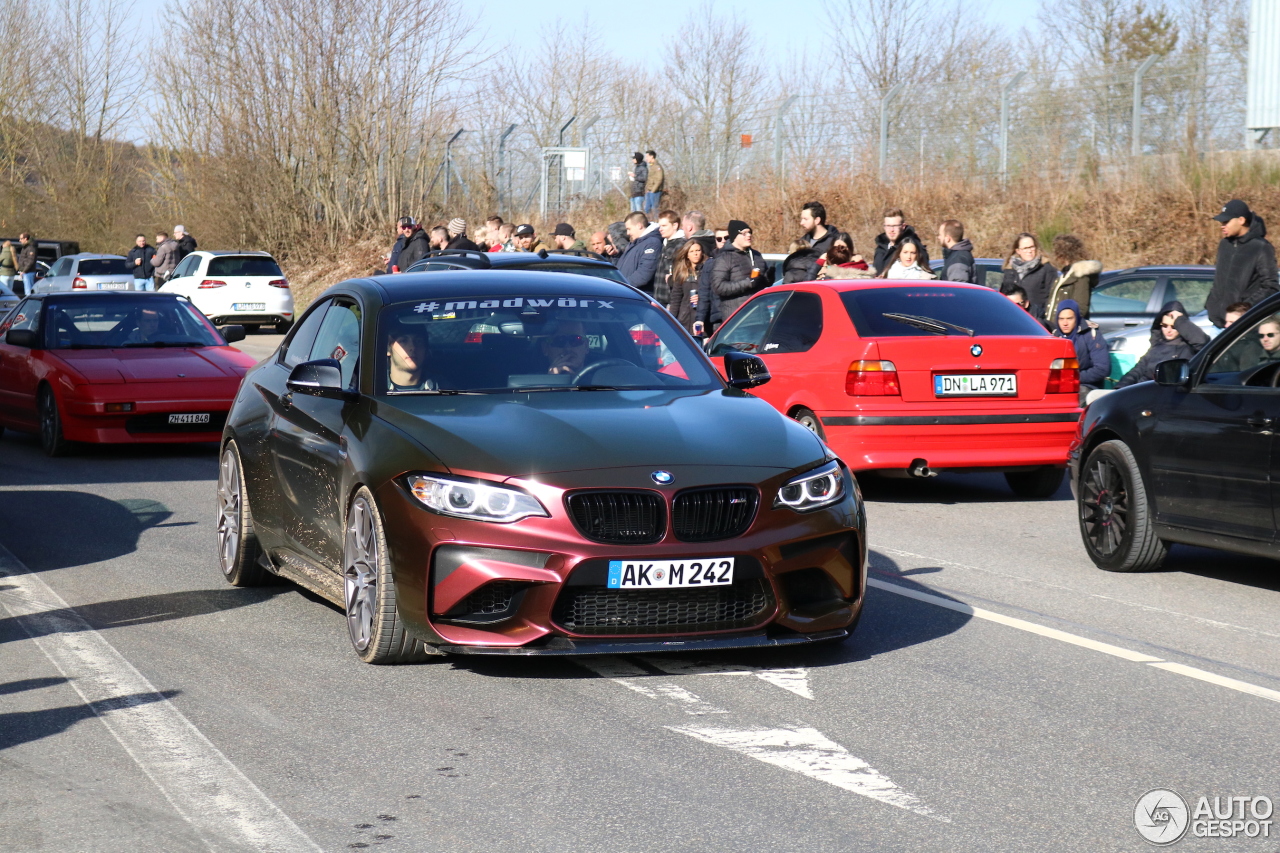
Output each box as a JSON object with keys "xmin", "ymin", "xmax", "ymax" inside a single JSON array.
[{"xmin": 1113, "ymin": 300, "xmax": 1210, "ymax": 390}]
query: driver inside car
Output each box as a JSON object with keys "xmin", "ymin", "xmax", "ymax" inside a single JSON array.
[
  {"xmin": 125, "ymin": 308, "xmax": 165, "ymax": 343},
  {"xmin": 387, "ymin": 328, "xmax": 437, "ymax": 391},
  {"xmin": 542, "ymin": 320, "xmax": 591, "ymax": 375}
]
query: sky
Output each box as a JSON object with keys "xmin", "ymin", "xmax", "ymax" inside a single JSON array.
[{"xmin": 130, "ymin": 0, "xmax": 1040, "ymax": 68}]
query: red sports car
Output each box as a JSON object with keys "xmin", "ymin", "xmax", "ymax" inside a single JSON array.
[
  {"xmin": 707, "ymin": 280, "xmax": 1082, "ymax": 497},
  {"xmin": 0, "ymin": 292, "xmax": 257, "ymax": 455}
]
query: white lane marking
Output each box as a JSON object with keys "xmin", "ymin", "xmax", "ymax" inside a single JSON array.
[
  {"xmin": 874, "ymin": 545, "xmax": 1280, "ymax": 642},
  {"xmin": 868, "ymin": 577, "xmax": 1280, "ymax": 705},
  {"xmin": 638, "ymin": 657, "xmax": 814, "ymax": 699},
  {"xmin": 575, "ymin": 657, "xmax": 727, "ymax": 714},
  {"xmin": 669, "ymin": 725, "xmax": 948, "ymax": 821},
  {"xmin": 0, "ymin": 547, "xmax": 321, "ymax": 853}
]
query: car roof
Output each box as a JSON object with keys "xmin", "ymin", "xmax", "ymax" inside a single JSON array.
[
  {"xmin": 192, "ymin": 250, "xmax": 275, "ymax": 257},
  {"xmin": 772, "ymin": 279, "xmax": 996, "ymax": 293},
  {"xmin": 38, "ymin": 291, "xmax": 185, "ymax": 301},
  {"xmin": 1103, "ymin": 265, "xmax": 1214, "ymax": 274},
  {"xmin": 67, "ymin": 253, "xmax": 127, "ymax": 261},
  {"xmin": 411, "ymin": 249, "xmax": 621, "ymax": 271},
  {"xmin": 337, "ymin": 269, "xmax": 649, "ymax": 304},
  {"xmin": 928, "ymin": 257, "xmax": 1003, "ymax": 267}
]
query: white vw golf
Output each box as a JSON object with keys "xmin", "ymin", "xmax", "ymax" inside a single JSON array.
[{"xmin": 161, "ymin": 251, "xmax": 294, "ymax": 332}]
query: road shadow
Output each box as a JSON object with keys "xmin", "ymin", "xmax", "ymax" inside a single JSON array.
[
  {"xmin": 0, "ymin": 690, "xmax": 179, "ymax": 751},
  {"xmin": 0, "ymin": 587, "xmax": 290, "ymax": 646},
  {"xmin": 1156, "ymin": 545, "xmax": 1280, "ymax": 593},
  {"xmin": 0, "ymin": 492, "xmax": 183, "ymax": 572},
  {"xmin": 0, "ymin": 433, "xmax": 218, "ymax": 486},
  {"xmin": 0, "ymin": 677, "xmax": 70, "ymax": 696},
  {"xmin": 446, "ymin": 551, "xmax": 972, "ymax": 680},
  {"xmin": 857, "ymin": 470, "xmax": 1071, "ymax": 505}
]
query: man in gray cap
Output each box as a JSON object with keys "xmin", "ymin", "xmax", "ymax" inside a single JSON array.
[
  {"xmin": 1207, "ymin": 199, "xmax": 1278, "ymax": 328},
  {"xmin": 552, "ymin": 223, "xmax": 585, "ymax": 251}
]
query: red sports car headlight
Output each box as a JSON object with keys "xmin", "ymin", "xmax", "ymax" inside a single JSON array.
[{"xmin": 406, "ymin": 473, "xmax": 548, "ymax": 523}]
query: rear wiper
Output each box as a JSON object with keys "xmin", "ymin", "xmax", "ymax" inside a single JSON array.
[{"xmin": 881, "ymin": 312, "xmax": 974, "ymax": 337}]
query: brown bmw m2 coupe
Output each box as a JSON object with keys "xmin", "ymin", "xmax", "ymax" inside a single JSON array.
[{"xmin": 217, "ymin": 271, "xmax": 866, "ymax": 662}]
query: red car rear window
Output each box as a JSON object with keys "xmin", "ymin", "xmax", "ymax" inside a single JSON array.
[{"xmin": 840, "ymin": 287, "xmax": 1050, "ymax": 337}]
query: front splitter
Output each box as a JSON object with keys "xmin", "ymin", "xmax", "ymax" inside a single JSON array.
[{"xmin": 433, "ymin": 628, "xmax": 849, "ymax": 656}]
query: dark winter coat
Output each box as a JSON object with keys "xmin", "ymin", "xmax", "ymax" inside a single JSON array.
[
  {"xmin": 387, "ymin": 234, "xmax": 406, "ymax": 274},
  {"xmin": 711, "ymin": 244, "xmax": 774, "ymax": 318},
  {"xmin": 17, "ymin": 240, "xmax": 37, "ymax": 274},
  {"xmin": 446, "ymin": 233, "xmax": 481, "ymax": 252},
  {"xmin": 397, "ymin": 228, "xmax": 430, "ymax": 271},
  {"xmin": 175, "ymin": 233, "xmax": 197, "ymax": 263},
  {"xmin": 873, "ymin": 226, "xmax": 930, "ymax": 274},
  {"xmin": 1206, "ymin": 215, "xmax": 1279, "ymax": 327},
  {"xmin": 630, "ymin": 162, "xmax": 648, "ymax": 198},
  {"xmin": 1047, "ymin": 260, "xmax": 1103, "ymax": 321},
  {"xmin": 696, "ymin": 246, "xmax": 723, "ymax": 328},
  {"xmin": 1052, "ymin": 299, "xmax": 1109, "ymax": 387},
  {"xmin": 1000, "ymin": 258, "xmax": 1059, "ymax": 320},
  {"xmin": 1116, "ymin": 300, "xmax": 1210, "ymax": 388},
  {"xmin": 939, "ymin": 238, "xmax": 977, "ymax": 283},
  {"xmin": 668, "ymin": 268, "xmax": 701, "ymax": 332},
  {"xmin": 126, "ymin": 244, "xmax": 156, "ymax": 279},
  {"xmin": 616, "ymin": 225, "xmax": 662, "ymax": 292},
  {"xmin": 654, "ymin": 235, "xmax": 686, "ymax": 306}
]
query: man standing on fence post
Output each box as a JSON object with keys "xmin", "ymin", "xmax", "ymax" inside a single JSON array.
[
  {"xmin": 936, "ymin": 219, "xmax": 977, "ymax": 283},
  {"xmin": 1206, "ymin": 199, "xmax": 1278, "ymax": 328},
  {"xmin": 627, "ymin": 153, "xmax": 647, "ymax": 213},
  {"xmin": 644, "ymin": 150, "xmax": 665, "ymax": 219}
]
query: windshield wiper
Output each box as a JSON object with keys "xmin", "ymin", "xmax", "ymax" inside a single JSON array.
[
  {"xmin": 388, "ymin": 389, "xmax": 484, "ymax": 395},
  {"xmin": 881, "ymin": 312, "xmax": 974, "ymax": 337}
]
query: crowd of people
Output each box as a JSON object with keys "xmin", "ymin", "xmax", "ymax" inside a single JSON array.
[{"xmin": 0, "ymin": 226, "xmax": 199, "ymax": 296}]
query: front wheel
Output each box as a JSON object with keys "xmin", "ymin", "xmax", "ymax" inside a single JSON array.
[
  {"xmin": 1004, "ymin": 466, "xmax": 1064, "ymax": 498},
  {"xmin": 38, "ymin": 386, "xmax": 73, "ymax": 457},
  {"xmin": 1077, "ymin": 440, "xmax": 1167, "ymax": 572},
  {"xmin": 791, "ymin": 407, "xmax": 827, "ymax": 441},
  {"xmin": 217, "ymin": 441, "xmax": 268, "ymax": 585},
  {"xmin": 344, "ymin": 487, "xmax": 432, "ymax": 664}
]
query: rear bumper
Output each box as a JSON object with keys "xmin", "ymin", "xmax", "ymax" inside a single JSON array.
[{"xmin": 819, "ymin": 411, "xmax": 1081, "ymax": 471}]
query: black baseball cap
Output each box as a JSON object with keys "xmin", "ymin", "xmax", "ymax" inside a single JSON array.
[
  {"xmin": 552, "ymin": 223, "xmax": 575, "ymax": 237},
  {"xmin": 1213, "ymin": 199, "xmax": 1252, "ymax": 223},
  {"xmin": 514, "ymin": 224, "xmax": 535, "ymax": 237}
]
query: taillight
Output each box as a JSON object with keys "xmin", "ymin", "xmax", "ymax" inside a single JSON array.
[
  {"xmin": 72, "ymin": 277, "xmax": 87, "ymax": 289},
  {"xmin": 630, "ymin": 329, "xmax": 660, "ymax": 346},
  {"xmin": 268, "ymin": 279, "xmax": 289, "ymax": 289},
  {"xmin": 846, "ymin": 360, "xmax": 900, "ymax": 396},
  {"xmin": 464, "ymin": 332, "xmax": 484, "ymax": 343},
  {"xmin": 1047, "ymin": 357, "xmax": 1080, "ymax": 394},
  {"xmin": 199, "ymin": 279, "xmax": 227, "ymax": 289}
]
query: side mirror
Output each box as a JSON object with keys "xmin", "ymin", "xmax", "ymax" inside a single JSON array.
[
  {"xmin": 220, "ymin": 324, "xmax": 246, "ymax": 344},
  {"xmin": 1154, "ymin": 358, "xmax": 1190, "ymax": 387},
  {"xmin": 6, "ymin": 328, "xmax": 38, "ymax": 348},
  {"xmin": 287, "ymin": 358, "xmax": 352, "ymax": 399},
  {"xmin": 724, "ymin": 350, "xmax": 770, "ymax": 389}
]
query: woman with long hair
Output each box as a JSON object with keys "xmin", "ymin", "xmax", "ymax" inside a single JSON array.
[
  {"xmin": 1000, "ymin": 232, "xmax": 1058, "ymax": 319},
  {"xmin": 1047, "ymin": 233, "xmax": 1103, "ymax": 321},
  {"xmin": 668, "ymin": 239, "xmax": 705, "ymax": 333},
  {"xmin": 817, "ymin": 231, "xmax": 873, "ymax": 280},
  {"xmin": 881, "ymin": 240, "xmax": 934, "ymax": 279}
]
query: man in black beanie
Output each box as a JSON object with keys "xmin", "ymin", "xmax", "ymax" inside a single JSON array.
[{"xmin": 711, "ymin": 220, "xmax": 774, "ymax": 318}]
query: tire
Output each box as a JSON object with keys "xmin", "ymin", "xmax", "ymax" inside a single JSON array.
[
  {"xmin": 274, "ymin": 319, "xmax": 293, "ymax": 335},
  {"xmin": 217, "ymin": 441, "xmax": 269, "ymax": 586},
  {"xmin": 38, "ymin": 385, "xmax": 73, "ymax": 457},
  {"xmin": 343, "ymin": 487, "xmax": 432, "ymax": 664},
  {"xmin": 1077, "ymin": 440, "xmax": 1167, "ymax": 572},
  {"xmin": 1004, "ymin": 466, "xmax": 1064, "ymax": 498},
  {"xmin": 791, "ymin": 407, "xmax": 827, "ymax": 441}
]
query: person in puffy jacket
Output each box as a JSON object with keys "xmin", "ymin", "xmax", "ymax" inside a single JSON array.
[
  {"xmin": 711, "ymin": 220, "xmax": 774, "ymax": 318},
  {"xmin": 1115, "ymin": 300, "xmax": 1209, "ymax": 389},
  {"xmin": 1000, "ymin": 232, "xmax": 1058, "ymax": 319},
  {"xmin": 627, "ymin": 153, "xmax": 647, "ymax": 213},
  {"xmin": 1046, "ymin": 234, "xmax": 1102, "ymax": 321},
  {"xmin": 1205, "ymin": 200, "xmax": 1279, "ymax": 328},
  {"xmin": 1053, "ymin": 299, "xmax": 1109, "ymax": 405},
  {"xmin": 615, "ymin": 212, "xmax": 662, "ymax": 292}
]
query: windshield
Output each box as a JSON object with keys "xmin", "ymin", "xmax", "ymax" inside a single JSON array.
[
  {"xmin": 43, "ymin": 296, "xmax": 225, "ymax": 348},
  {"xmin": 841, "ymin": 286, "xmax": 1050, "ymax": 337},
  {"xmin": 207, "ymin": 256, "xmax": 283, "ymax": 277},
  {"xmin": 78, "ymin": 258, "xmax": 131, "ymax": 276},
  {"xmin": 377, "ymin": 294, "xmax": 719, "ymax": 393}
]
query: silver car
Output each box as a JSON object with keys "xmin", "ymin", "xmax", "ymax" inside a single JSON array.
[{"xmin": 35, "ymin": 254, "xmax": 137, "ymax": 293}]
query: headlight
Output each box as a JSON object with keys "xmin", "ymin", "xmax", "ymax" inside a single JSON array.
[
  {"xmin": 774, "ymin": 461, "xmax": 845, "ymax": 513},
  {"xmin": 406, "ymin": 473, "xmax": 548, "ymax": 523}
]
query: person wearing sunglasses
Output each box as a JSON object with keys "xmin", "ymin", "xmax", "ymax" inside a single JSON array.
[
  {"xmin": 543, "ymin": 320, "xmax": 592, "ymax": 376},
  {"xmin": 1112, "ymin": 299, "xmax": 1210, "ymax": 391}
]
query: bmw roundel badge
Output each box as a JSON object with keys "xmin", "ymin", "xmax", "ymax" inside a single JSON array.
[
  {"xmin": 970, "ymin": 344, "xmax": 983, "ymax": 357},
  {"xmin": 651, "ymin": 470, "xmax": 674, "ymax": 485}
]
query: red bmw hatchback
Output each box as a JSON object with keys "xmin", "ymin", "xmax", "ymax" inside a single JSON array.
[
  {"xmin": 0, "ymin": 292, "xmax": 257, "ymax": 455},
  {"xmin": 707, "ymin": 281, "xmax": 1082, "ymax": 497}
]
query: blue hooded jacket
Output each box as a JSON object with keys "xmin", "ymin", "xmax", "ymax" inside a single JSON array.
[{"xmin": 1053, "ymin": 299, "xmax": 1110, "ymax": 386}]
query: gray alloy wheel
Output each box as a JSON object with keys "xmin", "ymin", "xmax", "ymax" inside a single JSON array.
[
  {"xmin": 791, "ymin": 407, "xmax": 827, "ymax": 441},
  {"xmin": 1078, "ymin": 439, "xmax": 1167, "ymax": 572},
  {"xmin": 343, "ymin": 487, "xmax": 432, "ymax": 664},
  {"xmin": 38, "ymin": 385, "xmax": 72, "ymax": 457},
  {"xmin": 217, "ymin": 441, "xmax": 267, "ymax": 586}
]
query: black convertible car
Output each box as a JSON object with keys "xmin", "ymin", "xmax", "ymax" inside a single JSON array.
[
  {"xmin": 1071, "ymin": 295, "xmax": 1280, "ymax": 571},
  {"xmin": 217, "ymin": 271, "xmax": 866, "ymax": 662}
]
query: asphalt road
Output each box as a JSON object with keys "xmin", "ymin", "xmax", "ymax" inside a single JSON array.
[{"xmin": 2, "ymin": 340, "xmax": 1278, "ymax": 851}]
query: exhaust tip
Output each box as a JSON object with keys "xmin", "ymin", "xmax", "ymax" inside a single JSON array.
[{"xmin": 908, "ymin": 458, "xmax": 936, "ymax": 478}]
